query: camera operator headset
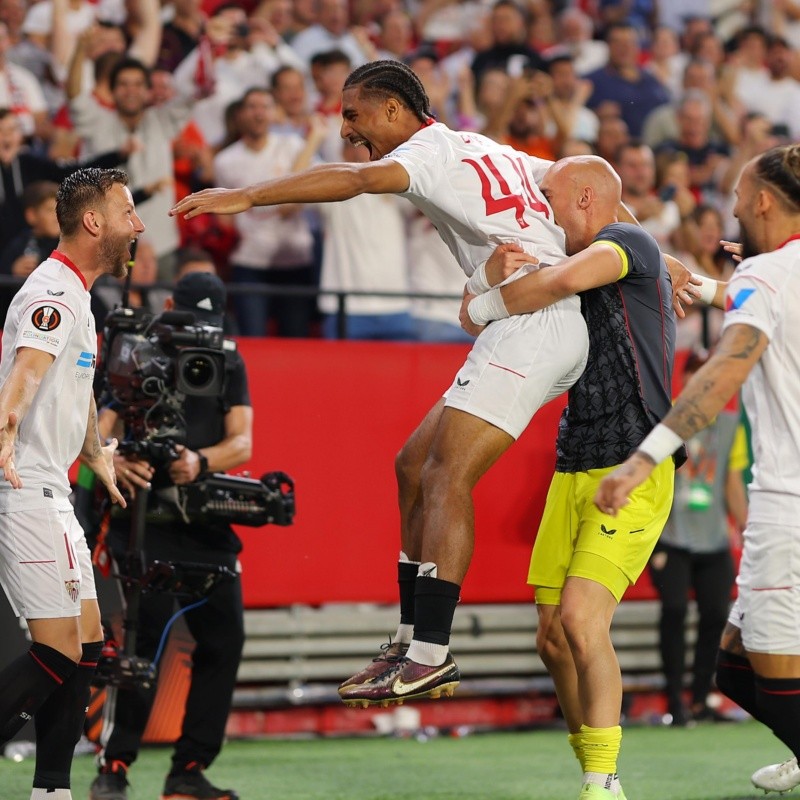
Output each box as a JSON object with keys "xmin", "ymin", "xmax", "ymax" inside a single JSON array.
[{"xmin": 91, "ymin": 272, "xmax": 252, "ymax": 800}]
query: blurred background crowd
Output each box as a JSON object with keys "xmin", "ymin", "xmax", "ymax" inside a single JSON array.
[{"xmin": 0, "ymin": 0, "xmax": 794, "ymax": 347}]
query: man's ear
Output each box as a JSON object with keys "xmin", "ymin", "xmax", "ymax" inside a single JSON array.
[
  {"xmin": 385, "ymin": 97, "xmax": 401, "ymax": 122},
  {"xmin": 164, "ymin": 296, "xmax": 175, "ymax": 312},
  {"xmin": 83, "ymin": 210, "xmax": 101, "ymax": 236},
  {"xmin": 578, "ymin": 186, "xmax": 593, "ymax": 209}
]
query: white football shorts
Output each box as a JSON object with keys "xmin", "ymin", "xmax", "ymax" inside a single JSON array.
[
  {"xmin": 0, "ymin": 505, "xmax": 96, "ymax": 619},
  {"xmin": 728, "ymin": 520, "xmax": 800, "ymax": 655},
  {"xmin": 444, "ymin": 297, "xmax": 588, "ymax": 439}
]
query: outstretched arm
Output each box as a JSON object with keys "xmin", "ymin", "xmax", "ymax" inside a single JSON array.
[
  {"xmin": 171, "ymin": 159, "xmax": 411, "ymax": 219},
  {"xmin": 594, "ymin": 322, "xmax": 767, "ymax": 515}
]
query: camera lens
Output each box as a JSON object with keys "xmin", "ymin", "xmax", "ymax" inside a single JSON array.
[{"xmin": 182, "ymin": 354, "xmax": 215, "ymax": 390}]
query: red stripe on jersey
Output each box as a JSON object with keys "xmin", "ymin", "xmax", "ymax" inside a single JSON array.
[
  {"xmin": 488, "ymin": 362, "xmax": 525, "ymax": 378},
  {"xmin": 50, "ymin": 250, "xmax": 87, "ymax": 290},
  {"xmin": 20, "ymin": 297, "xmax": 77, "ymax": 323}
]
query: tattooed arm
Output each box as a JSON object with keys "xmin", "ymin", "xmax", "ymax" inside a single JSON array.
[
  {"xmin": 657, "ymin": 323, "xmax": 767, "ymax": 441},
  {"xmin": 80, "ymin": 394, "xmax": 126, "ymax": 507},
  {"xmin": 595, "ymin": 323, "xmax": 767, "ymax": 514}
]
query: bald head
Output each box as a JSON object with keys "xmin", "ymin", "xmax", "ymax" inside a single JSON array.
[{"xmin": 540, "ymin": 156, "xmax": 622, "ymax": 254}]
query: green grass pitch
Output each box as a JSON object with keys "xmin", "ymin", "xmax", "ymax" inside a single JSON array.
[{"xmin": 0, "ymin": 720, "xmax": 786, "ymax": 799}]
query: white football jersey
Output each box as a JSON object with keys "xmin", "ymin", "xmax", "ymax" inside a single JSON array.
[
  {"xmin": 0, "ymin": 252, "xmax": 96, "ymax": 508},
  {"xmin": 385, "ymin": 123, "xmax": 566, "ymax": 278},
  {"xmin": 721, "ymin": 236, "xmax": 800, "ymax": 515}
]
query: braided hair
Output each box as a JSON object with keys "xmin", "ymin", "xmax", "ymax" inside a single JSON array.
[
  {"xmin": 344, "ymin": 60, "xmax": 433, "ymax": 124},
  {"xmin": 754, "ymin": 144, "xmax": 800, "ymax": 212}
]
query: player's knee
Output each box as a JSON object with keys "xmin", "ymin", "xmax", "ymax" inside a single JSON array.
[
  {"xmin": 395, "ymin": 444, "xmax": 422, "ymax": 491},
  {"xmin": 536, "ymin": 620, "xmax": 569, "ymax": 669}
]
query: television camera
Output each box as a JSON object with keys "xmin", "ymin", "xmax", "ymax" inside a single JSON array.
[
  {"xmin": 99, "ymin": 305, "xmax": 295, "ymax": 527},
  {"xmin": 92, "ymin": 302, "xmax": 295, "ymax": 690}
]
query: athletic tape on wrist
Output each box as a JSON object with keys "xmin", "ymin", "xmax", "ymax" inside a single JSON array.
[
  {"xmin": 466, "ymin": 262, "xmax": 491, "ymax": 295},
  {"xmin": 692, "ymin": 273, "xmax": 717, "ymax": 305},
  {"xmin": 637, "ymin": 423, "xmax": 684, "ymax": 465},
  {"xmin": 468, "ymin": 287, "xmax": 510, "ymax": 326}
]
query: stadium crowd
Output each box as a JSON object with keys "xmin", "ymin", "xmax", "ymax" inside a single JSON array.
[{"xmin": 0, "ymin": 0, "xmax": 793, "ymax": 346}]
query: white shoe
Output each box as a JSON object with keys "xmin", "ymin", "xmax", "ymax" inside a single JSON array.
[
  {"xmin": 30, "ymin": 789, "xmax": 72, "ymax": 799},
  {"xmin": 752, "ymin": 757, "xmax": 800, "ymax": 793}
]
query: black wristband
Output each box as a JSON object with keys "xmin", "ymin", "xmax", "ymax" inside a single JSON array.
[{"xmin": 198, "ymin": 452, "xmax": 209, "ymax": 475}]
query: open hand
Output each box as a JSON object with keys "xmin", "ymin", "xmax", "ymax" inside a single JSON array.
[{"xmin": 170, "ymin": 187, "xmax": 252, "ymax": 219}]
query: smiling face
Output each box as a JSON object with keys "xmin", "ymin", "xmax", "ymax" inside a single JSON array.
[
  {"xmin": 98, "ymin": 183, "xmax": 145, "ymax": 278},
  {"xmin": 340, "ymin": 86, "xmax": 411, "ymax": 161}
]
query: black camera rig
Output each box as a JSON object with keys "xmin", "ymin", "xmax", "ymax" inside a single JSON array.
[
  {"xmin": 92, "ymin": 287, "xmax": 296, "ymax": 690},
  {"xmin": 98, "ymin": 305, "xmax": 295, "ymax": 527}
]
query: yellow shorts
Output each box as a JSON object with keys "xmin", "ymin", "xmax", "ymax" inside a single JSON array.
[{"xmin": 529, "ymin": 460, "xmax": 674, "ymax": 604}]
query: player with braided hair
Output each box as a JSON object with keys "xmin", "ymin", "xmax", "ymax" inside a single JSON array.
[
  {"xmin": 596, "ymin": 143, "xmax": 800, "ymax": 796},
  {"xmin": 172, "ymin": 58, "xmax": 593, "ymax": 707}
]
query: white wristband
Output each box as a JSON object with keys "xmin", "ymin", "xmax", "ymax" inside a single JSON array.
[
  {"xmin": 466, "ymin": 262, "xmax": 491, "ymax": 295},
  {"xmin": 637, "ymin": 423, "xmax": 684, "ymax": 465},
  {"xmin": 468, "ymin": 287, "xmax": 510, "ymax": 326},
  {"xmin": 692, "ymin": 273, "xmax": 717, "ymax": 305}
]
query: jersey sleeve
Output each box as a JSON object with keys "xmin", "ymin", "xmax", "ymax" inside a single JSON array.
[
  {"xmin": 14, "ymin": 292, "xmax": 79, "ymax": 359},
  {"xmin": 526, "ymin": 155, "xmax": 555, "ymax": 184},
  {"xmin": 384, "ymin": 133, "xmax": 443, "ymax": 198},
  {"xmin": 589, "ymin": 223, "xmax": 663, "ymax": 283},
  {"xmin": 721, "ymin": 260, "xmax": 780, "ymax": 341}
]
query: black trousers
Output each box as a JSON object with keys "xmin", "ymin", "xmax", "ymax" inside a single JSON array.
[
  {"xmin": 649, "ymin": 543, "xmax": 735, "ymax": 710},
  {"xmin": 103, "ymin": 525, "xmax": 245, "ymax": 770}
]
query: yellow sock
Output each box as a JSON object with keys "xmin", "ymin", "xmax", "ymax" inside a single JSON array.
[
  {"xmin": 580, "ymin": 724, "xmax": 622, "ymax": 775},
  {"xmin": 568, "ymin": 732, "xmax": 585, "ymax": 771}
]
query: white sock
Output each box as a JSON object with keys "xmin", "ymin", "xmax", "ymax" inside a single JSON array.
[
  {"xmin": 583, "ymin": 772, "xmax": 617, "ymax": 793},
  {"xmin": 417, "ymin": 561, "xmax": 437, "ymax": 578},
  {"xmin": 406, "ymin": 638, "xmax": 448, "ymax": 666},
  {"xmin": 394, "ymin": 623, "xmax": 414, "ymax": 644},
  {"xmin": 31, "ymin": 789, "xmax": 73, "ymax": 799}
]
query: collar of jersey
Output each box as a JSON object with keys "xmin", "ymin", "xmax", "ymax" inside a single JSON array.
[{"xmin": 50, "ymin": 250, "xmax": 87, "ymax": 290}]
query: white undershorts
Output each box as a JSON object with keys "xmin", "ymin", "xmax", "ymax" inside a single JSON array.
[
  {"xmin": 443, "ymin": 297, "xmax": 588, "ymax": 439},
  {"xmin": 728, "ymin": 520, "xmax": 800, "ymax": 655},
  {"xmin": 0, "ymin": 505, "xmax": 95, "ymax": 619}
]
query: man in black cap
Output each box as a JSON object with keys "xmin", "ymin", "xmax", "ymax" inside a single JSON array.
[{"xmin": 90, "ymin": 273, "xmax": 253, "ymax": 800}]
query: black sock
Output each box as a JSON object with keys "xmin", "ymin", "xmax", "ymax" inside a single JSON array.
[
  {"xmin": 33, "ymin": 641, "xmax": 103, "ymax": 790},
  {"xmin": 756, "ymin": 676, "xmax": 800, "ymax": 758},
  {"xmin": 0, "ymin": 643, "xmax": 76, "ymax": 745},
  {"xmin": 715, "ymin": 650, "xmax": 763, "ymax": 721},
  {"xmin": 412, "ymin": 576, "xmax": 460, "ymax": 646},
  {"xmin": 398, "ymin": 561, "xmax": 419, "ymax": 626}
]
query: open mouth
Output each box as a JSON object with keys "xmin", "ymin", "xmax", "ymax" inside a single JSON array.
[{"xmin": 350, "ymin": 137, "xmax": 374, "ymax": 158}]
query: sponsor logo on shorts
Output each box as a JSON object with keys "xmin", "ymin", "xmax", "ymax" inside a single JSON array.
[
  {"xmin": 598, "ymin": 524, "xmax": 617, "ymax": 538},
  {"xmin": 456, "ymin": 377, "xmax": 470, "ymax": 388},
  {"xmin": 64, "ymin": 580, "xmax": 80, "ymax": 603},
  {"xmin": 43, "ymin": 487, "xmax": 53, "ymax": 498},
  {"xmin": 31, "ymin": 306, "xmax": 61, "ymax": 331},
  {"xmin": 47, "ymin": 290, "xmax": 64, "ymax": 296}
]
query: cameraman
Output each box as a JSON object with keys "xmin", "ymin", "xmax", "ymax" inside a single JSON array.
[{"xmin": 91, "ymin": 273, "xmax": 252, "ymax": 800}]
